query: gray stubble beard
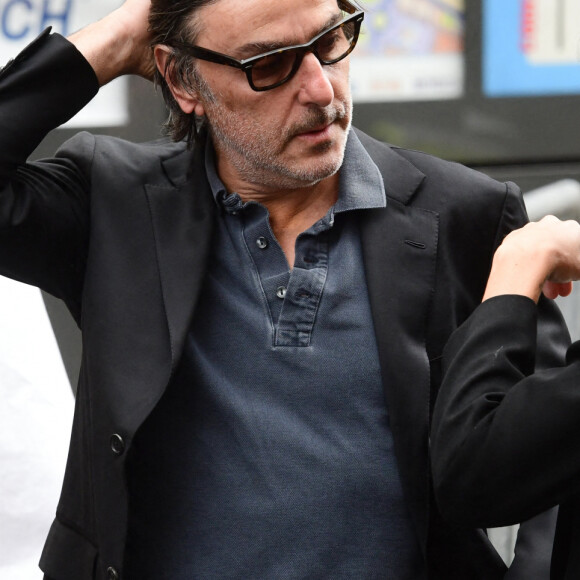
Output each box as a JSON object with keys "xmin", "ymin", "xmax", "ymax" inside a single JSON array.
[{"xmin": 207, "ymin": 99, "xmax": 353, "ymax": 191}]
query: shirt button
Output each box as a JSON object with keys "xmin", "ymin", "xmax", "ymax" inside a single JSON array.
[
  {"xmin": 110, "ymin": 434, "xmax": 125, "ymax": 456},
  {"xmin": 256, "ymin": 237, "xmax": 269, "ymax": 249},
  {"xmin": 107, "ymin": 567, "xmax": 120, "ymax": 580},
  {"xmin": 276, "ymin": 286, "xmax": 287, "ymax": 299}
]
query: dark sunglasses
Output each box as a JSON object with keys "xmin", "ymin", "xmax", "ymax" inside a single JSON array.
[{"xmin": 170, "ymin": 8, "xmax": 364, "ymax": 91}]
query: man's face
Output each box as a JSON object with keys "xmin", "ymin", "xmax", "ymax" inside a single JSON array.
[{"xmin": 191, "ymin": 0, "xmax": 354, "ymax": 192}]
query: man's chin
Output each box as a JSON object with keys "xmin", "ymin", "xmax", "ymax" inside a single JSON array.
[
  {"xmin": 290, "ymin": 138, "xmax": 347, "ymax": 183},
  {"xmin": 278, "ymin": 156, "xmax": 344, "ymax": 188}
]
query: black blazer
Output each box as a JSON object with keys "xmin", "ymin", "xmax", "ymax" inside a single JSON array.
[
  {"xmin": 0, "ymin": 31, "xmax": 570, "ymax": 579},
  {"xmin": 432, "ymin": 295, "xmax": 580, "ymax": 579}
]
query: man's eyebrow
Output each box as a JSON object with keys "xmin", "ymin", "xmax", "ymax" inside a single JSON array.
[{"xmin": 234, "ymin": 12, "xmax": 344, "ymax": 58}]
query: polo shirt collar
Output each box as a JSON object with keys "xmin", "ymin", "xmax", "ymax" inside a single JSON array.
[{"xmin": 204, "ymin": 128, "xmax": 387, "ymax": 213}]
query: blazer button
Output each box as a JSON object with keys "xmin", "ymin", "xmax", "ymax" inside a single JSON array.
[
  {"xmin": 107, "ymin": 567, "xmax": 119, "ymax": 580},
  {"xmin": 110, "ymin": 434, "xmax": 125, "ymax": 456}
]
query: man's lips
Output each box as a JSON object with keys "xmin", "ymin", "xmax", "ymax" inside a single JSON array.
[{"xmin": 295, "ymin": 121, "xmax": 334, "ymax": 139}]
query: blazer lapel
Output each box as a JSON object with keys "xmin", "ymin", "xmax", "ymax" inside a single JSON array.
[
  {"xmin": 145, "ymin": 142, "xmax": 216, "ymax": 377},
  {"xmin": 359, "ymin": 137, "xmax": 439, "ymax": 551}
]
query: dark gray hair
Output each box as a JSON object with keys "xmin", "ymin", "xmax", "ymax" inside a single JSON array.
[{"xmin": 149, "ymin": 0, "xmax": 218, "ymax": 147}]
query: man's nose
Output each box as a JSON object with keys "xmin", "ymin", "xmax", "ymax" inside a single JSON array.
[{"xmin": 295, "ymin": 52, "xmax": 335, "ymax": 107}]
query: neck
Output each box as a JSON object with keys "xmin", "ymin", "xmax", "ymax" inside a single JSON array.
[{"xmin": 221, "ymin": 170, "xmax": 340, "ymax": 269}]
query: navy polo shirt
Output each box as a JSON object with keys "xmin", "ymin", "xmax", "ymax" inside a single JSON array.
[{"xmin": 124, "ymin": 130, "xmax": 425, "ymax": 579}]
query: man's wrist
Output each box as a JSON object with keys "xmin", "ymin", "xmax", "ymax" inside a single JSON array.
[
  {"xmin": 67, "ymin": 5, "xmax": 154, "ymax": 86},
  {"xmin": 68, "ymin": 18, "xmax": 132, "ymax": 86}
]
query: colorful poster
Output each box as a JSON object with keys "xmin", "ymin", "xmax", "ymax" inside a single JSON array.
[
  {"xmin": 0, "ymin": 0, "xmax": 128, "ymax": 127},
  {"xmin": 350, "ymin": 0, "xmax": 464, "ymax": 102},
  {"xmin": 484, "ymin": 0, "xmax": 580, "ymax": 97}
]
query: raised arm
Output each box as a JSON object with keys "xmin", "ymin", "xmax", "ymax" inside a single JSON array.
[
  {"xmin": 0, "ymin": 0, "xmax": 156, "ymax": 313},
  {"xmin": 0, "ymin": 0, "xmax": 155, "ymax": 179}
]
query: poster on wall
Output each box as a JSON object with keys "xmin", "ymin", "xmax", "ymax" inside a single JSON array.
[
  {"xmin": 484, "ymin": 0, "xmax": 580, "ymax": 97},
  {"xmin": 349, "ymin": 0, "xmax": 464, "ymax": 103},
  {"xmin": 0, "ymin": 0, "xmax": 128, "ymax": 127}
]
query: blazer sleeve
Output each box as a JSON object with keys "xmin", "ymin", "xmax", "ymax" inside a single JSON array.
[
  {"xmin": 0, "ymin": 30, "xmax": 99, "ymax": 313},
  {"xmin": 431, "ymin": 294, "xmax": 580, "ymax": 527}
]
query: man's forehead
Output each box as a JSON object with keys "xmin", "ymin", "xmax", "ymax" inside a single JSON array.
[{"xmin": 194, "ymin": 0, "xmax": 342, "ymax": 54}]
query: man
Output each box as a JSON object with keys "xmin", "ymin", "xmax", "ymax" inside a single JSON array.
[
  {"xmin": 431, "ymin": 216, "xmax": 580, "ymax": 579},
  {"xmin": 0, "ymin": 0, "xmax": 570, "ymax": 578}
]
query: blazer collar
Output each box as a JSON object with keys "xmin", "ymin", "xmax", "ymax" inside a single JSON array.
[
  {"xmin": 146, "ymin": 134, "xmax": 216, "ymax": 377},
  {"xmin": 353, "ymin": 128, "xmax": 425, "ymax": 206}
]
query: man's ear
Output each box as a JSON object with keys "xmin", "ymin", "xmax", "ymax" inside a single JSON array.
[{"xmin": 154, "ymin": 45, "xmax": 206, "ymax": 117}]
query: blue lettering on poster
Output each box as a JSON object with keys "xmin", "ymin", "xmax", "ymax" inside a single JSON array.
[{"xmin": 1, "ymin": 0, "xmax": 73, "ymax": 41}]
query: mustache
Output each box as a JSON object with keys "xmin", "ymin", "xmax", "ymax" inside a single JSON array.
[{"xmin": 286, "ymin": 106, "xmax": 348, "ymax": 138}]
